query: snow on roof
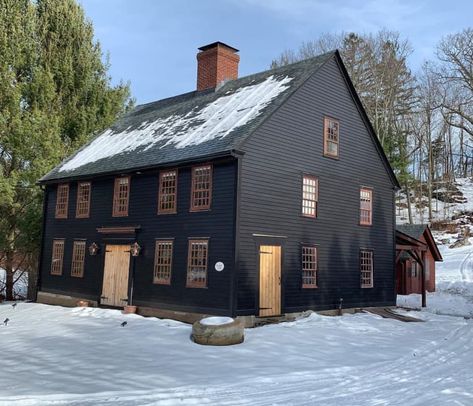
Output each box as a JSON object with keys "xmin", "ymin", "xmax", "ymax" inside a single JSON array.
[{"xmin": 59, "ymin": 75, "xmax": 293, "ymax": 173}]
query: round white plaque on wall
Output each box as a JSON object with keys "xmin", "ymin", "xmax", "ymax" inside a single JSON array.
[{"xmin": 215, "ymin": 262, "xmax": 225, "ymax": 272}]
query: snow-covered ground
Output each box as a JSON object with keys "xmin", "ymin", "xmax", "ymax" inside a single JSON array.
[
  {"xmin": 0, "ymin": 300, "xmax": 472, "ymax": 405},
  {"xmin": 3, "ymin": 181, "xmax": 473, "ymax": 405},
  {"xmin": 397, "ymin": 236, "xmax": 473, "ymax": 318}
]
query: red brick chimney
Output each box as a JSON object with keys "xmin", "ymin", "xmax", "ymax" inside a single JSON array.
[{"xmin": 196, "ymin": 42, "xmax": 240, "ymax": 91}]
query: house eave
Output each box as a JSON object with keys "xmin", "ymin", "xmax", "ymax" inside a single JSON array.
[{"xmin": 38, "ymin": 149, "xmax": 242, "ymax": 185}]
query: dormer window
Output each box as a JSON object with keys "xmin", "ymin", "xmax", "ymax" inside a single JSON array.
[{"xmin": 323, "ymin": 117, "xmax": 339, "ymax": 158}]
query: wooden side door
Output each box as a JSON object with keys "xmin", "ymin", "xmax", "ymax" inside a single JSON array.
[
  {"xmin": 101, "ymin": 245, "xmax": 131, "ymax": 307},
  {"xmin": 259, "ymin": 245, "xmax": 282, "ymax": 317}
]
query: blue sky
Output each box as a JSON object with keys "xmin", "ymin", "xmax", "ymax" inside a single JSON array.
[{"xmin": 78, "ymin": 0, "xmax": 472, "ymax": 104}]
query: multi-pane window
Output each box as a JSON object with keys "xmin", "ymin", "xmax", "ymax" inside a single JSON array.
[
  {"xmin": 76, "ymin": 182, "xmax": 91, "ymax": 218},
  {"xmin": 51, "ymin": 239, "xmax": 65, "ymax": 275},
  {"xmin": 190, "ymin": 165, "xmax": 212, "ymax": 211},
  {"xmin": 113, "ymin": 176, "xmax": 130, "ymax": 217},
  {"xmin": 360, "ymin": 250, "xmax": 373, "ymax": 288},
  {"xmin": 186, "ymin": 239, "xmax": 209, "ymax": 288},
  {"xmin": 153, "ymin": 240, "xmax": 173, "ymax": 285},
  {"xmin": 158, "ymin": 170, "xmax": 177, "ymax": 214},
  {"xmin": 302, "ymin": 175, "xmax": 318, "ymax": 218},
  {"xmin": 360, "ymin": 188, "xmax": 373, "ymax": 225},
  {"xmin": 323, "ymin": 117, "xmax": 339, "ymax": 158},
  {"xmin": 302, "ymin": 246, "xmax": 318, "ymax": 288},
  {"xmin": 55, "ymin": 184, "xmax": 69, "ymax": 219},
  {"xmin": 71, "ymin": 241, "xmax": 86, "ymax": 278}
]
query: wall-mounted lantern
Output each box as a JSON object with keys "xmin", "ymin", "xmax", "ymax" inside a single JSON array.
[
  {"xmin": 130, "ymin": 242, "xmax": 141, "ymax": 257},
  {"xmin": 88, "ymin": 242, "xmax": 99, "ymax": 256}
]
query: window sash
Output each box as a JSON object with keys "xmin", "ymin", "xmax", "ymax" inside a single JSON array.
[
  {"xmin": 186, "ymin": 239, "xmax": 208, "ymax": 288},
  {"xmin": 55, "ymin": 184, "xmax": 69, "ymax": 219},
  {"xmin": 360, "ymin": 250, "xmax": 373, "ymax": 288},
  {"xmin": 76, "ymin": 182, "xmax": 91, "ymax": 218},
  {"xmin": 153, "ymin": 240, "xmax": 173, "ymax": 284},
  {"xmin": 302, "ymin": 175, "xmax": 318, "ymax": 218},
  {"xmin": 113, "ymin": 176, "xmax": 130, "ymax": 217},
  {"xmin": 302, "ymin": 246, "xmax": 318, "ymax": 288},
  {"xmin": 190, "ymin": 165, "xmax": 212, "ymax": 211},
  {"xmin": 323, "ymin": 117, "xmax": 339, "ymax": 158},
  {"xmin": 51, "ymin": 239, "xmax": 65, "ymax": 275},
  {"xmin": 158, "ymin": 170, "xmax": 177, "ymax": 214},
  {"xmin": 360, "ymin": 188, "xmax": 373, "ymax": 225},
  {"xmin": 71, "ymin": 241, "xmax": 86, "ymax": 278}
]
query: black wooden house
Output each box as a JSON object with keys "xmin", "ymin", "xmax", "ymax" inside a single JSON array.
[{"xmin": 37, "ymin": 42, "xmax": 400, "ymax": 320}]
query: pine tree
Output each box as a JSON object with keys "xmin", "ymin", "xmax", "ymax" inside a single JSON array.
[{"xmin": 0, "ymin": 0, "xmax": 132, "ymax": 300}]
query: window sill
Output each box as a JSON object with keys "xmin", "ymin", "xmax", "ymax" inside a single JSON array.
[
  {"xmin": 153, "ymin": 282, "xmax": 171, "ymax": 286},
  {"xmin": 323, "ymin": 153, "xmax": 339, "ymax": 160},
  {"xmin": 301, "ymin": 214, "xmax": 317, "ymax": 219}
]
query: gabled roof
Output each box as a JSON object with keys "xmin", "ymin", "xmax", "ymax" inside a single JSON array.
[
  {"xmin": 396, "ymin": 224, "xmax": 443, "ymax": 261},
  {"xmin": 40, "ymin": 52, "xmax": 334, "ymax": 183},
  {"xmin": 40, "ymin": 50, "xmax": 400, "ymax": 189}
]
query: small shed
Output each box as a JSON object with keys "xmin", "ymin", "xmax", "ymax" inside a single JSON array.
[{"xmin": 395, "ymin": 224, "xmax": 443, "ymax": 306}]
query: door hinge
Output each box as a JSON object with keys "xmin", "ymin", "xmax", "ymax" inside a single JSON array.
[
  {"xmin": 260, "ymin": 251, "xmax": 273, "ymax": 254},
  {"xmin": 100, "ymin": 296, "xmax": 108, "ymax": 300},
  {"xmin": 120, "ymin": 298, "xmax": 128, "ymax": 302}
]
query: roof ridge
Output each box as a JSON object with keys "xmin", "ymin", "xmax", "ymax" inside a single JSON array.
[{"xmin": 133, "ymin": 50, "xmax": 338, "ymax": 111}]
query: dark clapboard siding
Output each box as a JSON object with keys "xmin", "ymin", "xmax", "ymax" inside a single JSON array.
[
  {"xmin": 236, "ymin": 55, "xmax": 396, "ymax": 315},
  {"xmin": 39, "ymin": 158, "xmax": 237, "ymax": 315}
]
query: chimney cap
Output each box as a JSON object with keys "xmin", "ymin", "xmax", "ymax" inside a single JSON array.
[{"xmin": 198, "ymin": 41, "xmax": 239, "ymax": 53}]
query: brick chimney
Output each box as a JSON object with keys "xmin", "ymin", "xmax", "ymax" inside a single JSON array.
[{"xmin": 196, "ymin": 42, "xmax": 240, "ymax": 91}]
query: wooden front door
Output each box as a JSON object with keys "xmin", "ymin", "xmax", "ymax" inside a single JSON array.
[
  {"xmin": 101, "ymin": 245, "xmax": 131, "ymax": 307},
  {"xmin": 259, "ymin": 245, "xmax": 282, "ymax": 317}
]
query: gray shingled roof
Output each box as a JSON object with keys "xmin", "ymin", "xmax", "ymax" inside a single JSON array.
[
  {"xmin": 396, "ymin": 224, "xmax": 428, "ymax": 241},
  {"xmin": 40, "ymin": 52, "xmax": 335, "ymax": 183}
]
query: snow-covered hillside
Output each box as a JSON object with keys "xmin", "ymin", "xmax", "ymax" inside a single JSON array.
[
  {"xmin": 396, "ymin": 177, "xmax": 473, "ymax": 225},
  {"xmin": 0, "ymin": 302, "xmax": 472, "ymax": 405}
]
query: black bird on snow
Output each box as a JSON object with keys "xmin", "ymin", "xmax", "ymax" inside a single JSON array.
[
  {"xmin": 121, "ymin": 321, "xmax": 127, "ymax": 327},
  {"xmin": 4, "ymin": 318, "xmax": 9, "ymax": 326},
  {"xmin": 12, "ymin": 302, "xmax": 17, "ymax": 309}
]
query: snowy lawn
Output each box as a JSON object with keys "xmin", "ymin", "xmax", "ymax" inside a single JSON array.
[{"xmin": 1, "ymin": 303, "xmax": 472, "ymax": 405}]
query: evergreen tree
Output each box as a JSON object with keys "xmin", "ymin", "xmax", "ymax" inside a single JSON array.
[{"xmin": 0, "ymin": 0, "xmax": 132, "ymax": 300}]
